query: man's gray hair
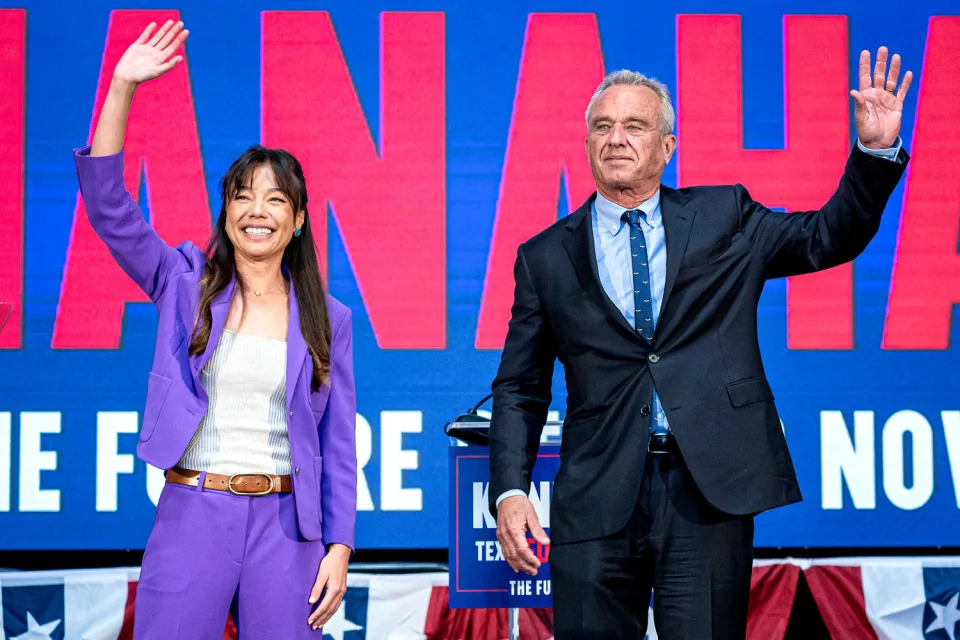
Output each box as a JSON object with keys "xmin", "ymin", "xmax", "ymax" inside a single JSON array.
[{"xmin": 585, "ymin": 70, "xmax": 676, "ymax": 139}]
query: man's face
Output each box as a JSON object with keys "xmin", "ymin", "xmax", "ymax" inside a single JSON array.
[{"xmin": 585, "ymin": 85, "xmax": 676, "ymax": 194}]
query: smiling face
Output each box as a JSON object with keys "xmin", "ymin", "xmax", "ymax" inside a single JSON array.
[
  {"xmin": 585, "ymin": 84, "xmax": 676, "ymax": 201},
  {"xmin": 224, "ymin": 163, "xmax": 304, "ymax": 263}
]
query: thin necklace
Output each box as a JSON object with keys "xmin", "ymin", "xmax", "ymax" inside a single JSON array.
[{"xmin": 251, "ymin": 282, "xmax": 288, "ymax": 297}]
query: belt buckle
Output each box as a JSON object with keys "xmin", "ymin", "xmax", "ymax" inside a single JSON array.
[{"xmin": 228, "ymin": 473, "xmax": 275, "ymax": 496}]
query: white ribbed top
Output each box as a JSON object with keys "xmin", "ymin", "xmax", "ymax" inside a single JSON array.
[{"xmin": 178, "ymin": 330, "xmax": 291, "ymax": 475}]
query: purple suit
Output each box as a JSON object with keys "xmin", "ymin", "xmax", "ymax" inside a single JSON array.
[{"xmin": 75, "ymin": 146, "xmax": 357, "ymax": 638}]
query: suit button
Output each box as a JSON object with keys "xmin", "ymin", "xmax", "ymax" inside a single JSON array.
[
  {"xmin": 295, "ymin": 467, "xmax": 300, "ymax": 474},
  {"xmin": 289, "ymin": 411, "xmax": 294, "ymax": 417},
  {"xmin": 640, "ymin": 405, "xmax": 650, "ymax": 416},
  {"xmin": 648, "ymin": 353, "xmax": 660, "ymax": 364}
]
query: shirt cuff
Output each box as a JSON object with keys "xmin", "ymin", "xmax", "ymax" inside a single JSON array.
[
  {"xmin": 495, "ymin": 489, "xmax": 527, "ymax": 507},
  {"xmin": 856, "ymin": 136, "xmax": 902, "ymax": 161}
]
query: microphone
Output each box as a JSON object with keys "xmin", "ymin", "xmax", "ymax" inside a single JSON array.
[{"xmin": 444, "ymin": 392, "xmax": 493, "ymax": 446}]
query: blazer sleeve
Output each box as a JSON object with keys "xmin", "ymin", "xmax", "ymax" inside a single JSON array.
[
  {"xmin": 488, "ymin": 243, "xmax": 556, "ymax": 515},
  {"xmin": 318, "ymin": 308, "xmax": 358, "ymax": 551},
  {"xmin": 74, "ymin": 146, "xmax": 199, "ymax": 302},
  {"xmin": 740, "ymin": 143, "xmax": 908, "ymax": 280}
]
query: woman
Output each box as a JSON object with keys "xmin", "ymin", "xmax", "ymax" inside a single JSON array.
[{"xmin": 75, "ymin": 21, "xmax": 357, "ymax": 638}]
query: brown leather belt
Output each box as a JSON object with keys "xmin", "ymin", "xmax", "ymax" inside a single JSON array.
[{"xmin": 166, "ymin": 467, "xmax": 292, "ymax": 495}]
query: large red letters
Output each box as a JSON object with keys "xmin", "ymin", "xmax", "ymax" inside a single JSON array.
[
  {"xmin": 53, "ymin": 10, "xmax": 210, "ymax": 348},
  {"xmin": 884, "ymin": 17, "xmax": 960, "ymax": 349},
  {"xmin": 262, "ymin": 11, "xmax": 446, "ymax": 349},
  {"xmin": 677, "ymin": 15, "xmax": 851, "ymax": 349},
  {"xmin": 27, "ymin": 12, "xmax": 960, "ymax": 351},
  {"xmin": 0, "ymin": 10, "xmax": 24, "ymax": 348},
  {"xmin": 475, "ymin": 13, "xmax": 603, "ymax": 349}
]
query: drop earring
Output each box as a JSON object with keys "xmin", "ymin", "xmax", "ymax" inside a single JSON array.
[{"xmin": 294, "ymin": 227, "xmax": 302, "ymax": 237}]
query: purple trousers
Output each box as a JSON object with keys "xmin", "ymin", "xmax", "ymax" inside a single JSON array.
[{"xmin": 134, "ymin": 477, "xmax": 326, "ymax": 639}]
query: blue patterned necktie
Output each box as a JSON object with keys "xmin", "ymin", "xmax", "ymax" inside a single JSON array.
[{"xmin": 623, "ymin": 209, "xmax": 654, "ymax": 341}]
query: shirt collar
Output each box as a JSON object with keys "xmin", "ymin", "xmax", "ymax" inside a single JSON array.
[{"xmin": 594, "ymin": 188, "xmax": 662, "ymax": 235}]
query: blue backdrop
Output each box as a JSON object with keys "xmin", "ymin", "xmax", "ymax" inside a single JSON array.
[{"xmin": 0, "ymin": 0, "xmax": 957, "ymax": 549}]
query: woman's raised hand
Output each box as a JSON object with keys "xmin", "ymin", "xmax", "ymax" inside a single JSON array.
[
  {"xmin": 114, "ymin": 20, "xmax": 188, "ymax": 85},
  {"xmin": 90, "ymin": 21, "xmax": 188, "ymax": 156}
]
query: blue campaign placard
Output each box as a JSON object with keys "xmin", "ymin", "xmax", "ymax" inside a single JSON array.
[{"xmin": 448, "ymin": 446, "xmax": 560, "ymax": 609}]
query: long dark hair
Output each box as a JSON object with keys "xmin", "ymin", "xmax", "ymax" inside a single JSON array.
[{"xmin": 188, "ymin": 145, "xmax": 331, "ymax": 389}]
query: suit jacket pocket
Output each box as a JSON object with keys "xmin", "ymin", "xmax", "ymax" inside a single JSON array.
[
  {"xmin": 560, "ymin": 417, "xmax": 600, "ymax": 452},
  {"xmin": 725, "ymin": 377, "xmax": 774, "ymax": 408},
  {"xmin": 141, "ymin": 373, "xmax": 173, "ymax": 442},
  {"xmin": 680, "ymin": 232, "xmax": 746, "ymax": 274}
]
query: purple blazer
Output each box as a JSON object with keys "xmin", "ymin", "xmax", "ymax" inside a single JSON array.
[{"xmin": 74, "ymin": 147, "xmax": 357, "ymax": 548}]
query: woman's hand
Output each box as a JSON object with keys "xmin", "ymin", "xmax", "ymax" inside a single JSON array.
[
  {"xmin": 113, "ymin": 20, "xmax": 188, "ymax": 87},
  {"xmin": 91, "ymin": 20, "xmax": 188, "ymax": 156},
  {"xmin": 307, "ymin": 543, "xmax": 351, "ymax": 630}
]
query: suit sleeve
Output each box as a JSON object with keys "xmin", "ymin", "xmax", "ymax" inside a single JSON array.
[
  {"xmin": 318, "ymin": 309, "xmax": 358, "ymax": 551},
  {"xmin": 74, "ymin": 146, "xmax": 197, "ymax": 302},
  {"xmin": 488, "ymin": 243, "xmax": 556, "ymax": 515},
  {"xmin": 740, "ymin": 144, "xmax": 908, "ymax": 280}
]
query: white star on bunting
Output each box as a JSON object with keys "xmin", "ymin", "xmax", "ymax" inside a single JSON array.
[
  {"xmin": 11, "ymin": 611, "xmax": 62, "ymax": 640},
  {"xmin": 926, "ymin": 592, "xmax": 960, "ymax": 640},
  {"xmin": 322, "ymin": 603, "xmax": 363, "ymax": 640}
]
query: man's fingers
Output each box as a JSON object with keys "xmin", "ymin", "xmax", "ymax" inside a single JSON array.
[
  {"xmin": 508, "ymin": 527, "xmax": 541, "ymax": 574},
  {"xmin": 525, "ymin": 502, "xmax": 551, "ymax": 545},
  {"xmin": 495, "ymin": 498, "xmax": 546, "ymax": 575},
  {"xmin": 528, "ymin": 518, "xmax": 551, "ymax": 546},
  {"xmin": 858, "ymin": 49, "xmax": 871, "ymax": 92},
  {"xmin": 886, "ymin": 53, "xmax": 901, "ymax": 92},
  {"xmin": 496, "ymin": 527, "xmax": 520, "ymax": 571},
  {"xmin": 849, "ymin": 89, "xmax": 865, "ymax": 107},
  {"xmin": 897, "ymin": 70, "xmax": 914, "ymax": 102},
  {"xmin": 873, "ymin": 46, "xmax": 888, "ymax": 89},
  {"xmin": 496, "ymin": 522, "xmax": 540, "ymax": 574}
]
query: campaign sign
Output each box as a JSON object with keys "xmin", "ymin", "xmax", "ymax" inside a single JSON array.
[{"xmin": 448, "ymin": 446, "xmax": 560, "ymax": 609}]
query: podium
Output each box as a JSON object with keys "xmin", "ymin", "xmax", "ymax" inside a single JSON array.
[{"xmin": 447, "ymin": 421, "xmax": 563, "ymax": 639}]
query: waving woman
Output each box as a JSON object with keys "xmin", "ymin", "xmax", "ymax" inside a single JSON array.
[{"xmin": 75, "ymin": 21, "xmax": 357, "ymax": 638}]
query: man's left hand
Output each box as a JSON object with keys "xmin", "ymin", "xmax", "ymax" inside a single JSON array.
[{"xmin": 851, "ymin": 46, "xmax": 913, "ymax": 150}]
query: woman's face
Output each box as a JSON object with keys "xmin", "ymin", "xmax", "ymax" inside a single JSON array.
[{"xmin": 224, "ymin": 163, "xmax": 304, "ymax": 262}]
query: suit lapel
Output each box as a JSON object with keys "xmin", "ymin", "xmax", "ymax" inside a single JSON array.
[
  {"xmin": 285, "ymin": 274, "xmax": 309, "ymax": 411},
  {"xmin": 190, "ymin": 278, "xmax": 235, "ymax": 393},
  {"xmin": 562, "ymin": 196, "xmax": 642, "ymax": 342},
  {"xmin": 658, "ymin": 185, "xmax": 696, "ymax": 326}
]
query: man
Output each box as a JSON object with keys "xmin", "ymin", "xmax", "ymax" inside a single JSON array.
[{"xmin": 488, "ymin": 47, "xmax": 911, "ymax": 638}]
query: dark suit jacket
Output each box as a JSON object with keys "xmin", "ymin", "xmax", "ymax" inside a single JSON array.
[{"xmin": 489, "ymin": 145, "xmax": 908, "ymax": 545}]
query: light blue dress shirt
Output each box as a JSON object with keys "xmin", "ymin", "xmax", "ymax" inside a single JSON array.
[
  {"xmin": 495, "ymin": 137, "xmax": 902, "ymax": 506},
  {"xmin": 592, "ymin": 190, "xmax": 671, "ymax": 434}
]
